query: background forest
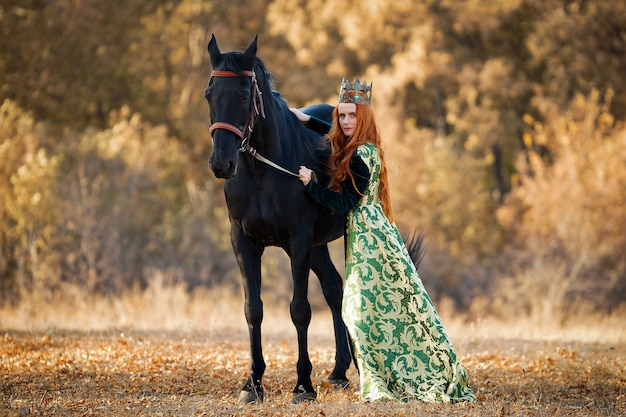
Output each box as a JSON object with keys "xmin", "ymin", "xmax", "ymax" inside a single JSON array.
[{"xmin": 1, "ymin": 0, "xmax": 625, "ymax": 326}]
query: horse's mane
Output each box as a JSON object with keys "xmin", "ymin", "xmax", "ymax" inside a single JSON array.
[{"xmin": 249, "ymin": 56, "xmax": 331, "ymax": 182}]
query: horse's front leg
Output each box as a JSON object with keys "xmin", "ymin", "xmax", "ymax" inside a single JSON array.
[
  {"xmin": 288, "ymin": 234, "xmax": 317, "ymax": 403},
  {"xmin": 231, "ymin": 225, "xmax": 266, "ymax": 405}
]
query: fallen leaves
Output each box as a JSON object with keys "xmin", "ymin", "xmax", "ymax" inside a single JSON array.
[{"xmin": 1, "ymin": 331, "xmax": 624, "ymax": 416}]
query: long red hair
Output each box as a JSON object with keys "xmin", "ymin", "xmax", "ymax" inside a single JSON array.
[{"xmin": 326, "ymin": 104, "xmax": 394, "ymax": 222}]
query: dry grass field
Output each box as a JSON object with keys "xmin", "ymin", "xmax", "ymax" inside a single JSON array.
[{"xmin": 1, "ymin": 285, "xmax": 625, "ymax": 416}]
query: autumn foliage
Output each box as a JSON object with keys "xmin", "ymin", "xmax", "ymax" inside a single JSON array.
[{"xmin": 1, "ymin": 1, "xmax": 626, "ymax": 326}]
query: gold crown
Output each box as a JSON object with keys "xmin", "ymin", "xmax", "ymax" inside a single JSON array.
[{"xmin": 338, "ymin": 78, "xmax": 372, "ymax": 106}]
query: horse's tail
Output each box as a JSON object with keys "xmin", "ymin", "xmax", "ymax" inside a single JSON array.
[{"xmin": 401, "ymin": 229, "xmax": 425, "ymax": 271}]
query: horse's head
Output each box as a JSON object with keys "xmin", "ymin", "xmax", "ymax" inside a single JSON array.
[{"xmin": 204, "ymin": 34, "xmax": 261, "ymax": 179}]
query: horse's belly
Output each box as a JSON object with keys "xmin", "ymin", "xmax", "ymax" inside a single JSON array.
[
  {"xmin": 225, "ymin": 197, "xmax": 291, "ymax": 245},
  {"xmin": 224, "ymin": 184, "xmax": 343, "ymax": 246},
  {"xmin": 240, "ymin": 217, "xmax": 288, "ymax": 245}
]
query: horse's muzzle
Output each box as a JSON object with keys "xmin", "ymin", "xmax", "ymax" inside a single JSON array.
[{"xmin": 209, "ymin": 155, "xmax": 236, "ymax": 179}]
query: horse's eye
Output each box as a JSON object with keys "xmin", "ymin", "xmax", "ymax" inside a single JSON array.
[{"xmin": 204, "ymin": 86, "xmax": 212, "ymax": 99}]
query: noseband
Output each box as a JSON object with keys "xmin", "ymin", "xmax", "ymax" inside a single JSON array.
[{"xmin": 208, "ymin": 70, "xmax": 265, "ymax": 152}]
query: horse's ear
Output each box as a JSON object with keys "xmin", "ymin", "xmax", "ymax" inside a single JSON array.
[
  {"xmin": 207, "ymin": 34, "xmax": 221, "ymax": 68},
  {"xmin": 242, "ymin": 35, "xmax": 258, "ymax": 61}
]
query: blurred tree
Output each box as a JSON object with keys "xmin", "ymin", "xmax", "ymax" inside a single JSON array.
[
  {"xmin": 526, "ymin": 1, "xmax": 626, "ymax": 119},
  {"xmin": 495, "ymin": 90, "xmax": 626, "ymax": 317},
  {"xmin": 0, "ymin": 100, "xmax": 49, "ymax": 300},
  {"xmin": 0, "ymin": 101, "xmax": 237, "ymax": 302},
  {"xmin": 0, "ymin": 1, "xmax": 162, "ymax": 129},
  {"xmin": 1, "ymin": 0, "xmax": 626, "ymax": 315}
]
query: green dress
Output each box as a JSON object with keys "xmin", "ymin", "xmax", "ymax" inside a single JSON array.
[{"xmin": 305, "ymin": 143, "xmax": 475, "ymax": 403}]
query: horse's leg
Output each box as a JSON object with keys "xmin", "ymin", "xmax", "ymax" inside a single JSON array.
[
  {"xmin": 310, "ymin": 245, "xmax": 351, "ymax": 387},
  {"xmin": 231, "ymin": 226, "xmax": 266, "ymax": 405},
  {"xmin": 287, "ymin": 235, "xmax": 317, "ymax": 403}
]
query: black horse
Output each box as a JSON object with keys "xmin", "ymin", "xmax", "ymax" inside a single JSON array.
[{"xmin": 204, "ymin": 35, "xmax": 351, "ymax": 404}]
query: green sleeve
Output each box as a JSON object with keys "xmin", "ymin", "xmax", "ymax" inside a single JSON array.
[
  {"xmin": 304, "ymin": 152, "xmax": 370, "ymax": 212},
  {"xmin": 305, "ymin": 116, "xmax": 332, "ymax": 134}
]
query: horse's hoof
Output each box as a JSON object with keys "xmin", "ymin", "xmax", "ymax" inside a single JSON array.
[
  {"xmin": 237, "ymin": 389, "xmax": 263, "ymax": 406},
  {"xmin": 292, "ymin": 390, "xmax": 317, "ymax": 404},
  {"xmin": 325, "ymin": 378, "xmax": 350, "ymax": 389}
]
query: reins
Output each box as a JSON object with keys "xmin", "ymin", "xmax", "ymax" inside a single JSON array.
[{"xmin": 209, "ymin": 70, "xmax": 299, "ymax": 178}]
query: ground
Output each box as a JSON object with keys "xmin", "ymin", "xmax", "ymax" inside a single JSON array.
[{"xmin": 1, "ymin": 311, "xmax": 625, "ymax": 417}]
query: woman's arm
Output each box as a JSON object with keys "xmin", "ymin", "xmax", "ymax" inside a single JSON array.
[
  {"xmin": 290, "ymin": 107, "xmax": 332, "ymax": 134},
  {"xmin": 300, "ymin": 154, "xmax": 369, "ymax": 212}
]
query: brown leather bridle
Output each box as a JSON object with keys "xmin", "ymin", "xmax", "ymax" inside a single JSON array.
[
  {"xmin": 208, "ymin": 70, "xmax": 265, "ymax": 153},
  {"xmin": 207, "ymin": 69, "xmax": 300, "ymax": 178}
]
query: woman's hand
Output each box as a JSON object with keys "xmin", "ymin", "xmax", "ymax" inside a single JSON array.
[
  {"xmin": 290, "ymin": 108, "xmax": 311, "ymax": 122},
  {"xmin": 298, "ymin": 166, "xmax": 313, "ymax": 185}
]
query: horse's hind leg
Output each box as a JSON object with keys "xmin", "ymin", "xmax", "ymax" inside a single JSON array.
[
  {"xmin": 311, "ymin": 245, "xmax": 351, "ymax": 387},
  {"xmin": 231, "ymin": 228, "xmax": 266, "ymax": 405}
]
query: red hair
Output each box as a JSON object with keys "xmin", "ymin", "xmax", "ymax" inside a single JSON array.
[{"xmin": 326, "ymin": 104, "xmax": 394, "ymax": 222}]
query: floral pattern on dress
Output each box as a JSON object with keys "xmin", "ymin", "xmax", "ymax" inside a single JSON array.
[{"xmin": 342, "ymin": 143, "xmax": 475, "ymax": 403}]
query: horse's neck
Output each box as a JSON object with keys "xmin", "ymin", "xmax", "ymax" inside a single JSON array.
[{"xmin": 251, "ymin": 102, "xmax": 285, "ymax": 156}]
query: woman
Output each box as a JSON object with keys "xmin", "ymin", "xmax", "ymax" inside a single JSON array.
[{"xmin": 295, "ymin": 78, "xmax": 475, "ymax": 403}]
